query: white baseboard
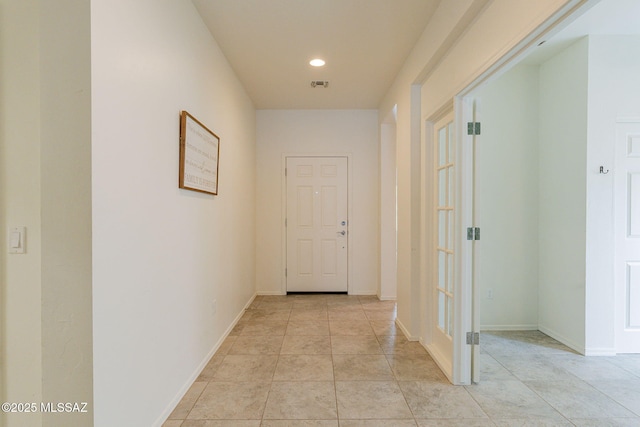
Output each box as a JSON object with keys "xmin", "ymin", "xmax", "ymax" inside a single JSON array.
[
  {"xmin": 395, "ymin": 318, "xmax": 418, "ymax": 341},
  {"xmin": 378, "ymin": 295, "xmax": 397, "ymax": 301},
  {"xmin": 482, "ymin": 324, "xmax": 615, "ymax": 356},
  {"xmin": 583, "ymin": 347, "xmax": 617, "ymax": 356},
  {"xmin": 155, "ymin": 293, "xmax": 257, "ymax": 427},
  {"xmin": 480, "ymin": 324, "xmax": 538, "ymax": 331},
  {"xmin": 256, "ymin": 290, "xmax": 286, "ymax": 296}
]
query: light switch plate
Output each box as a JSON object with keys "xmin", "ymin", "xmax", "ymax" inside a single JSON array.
[{"xmin": 9, "ymin": 226, "xmax": 26, "ymax": 254}]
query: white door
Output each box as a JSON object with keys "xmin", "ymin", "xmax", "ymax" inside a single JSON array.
[
  {"xmin": 286, "ymin": 157, "xmax": 348, "ymax": 292},
  {"xmin": 429, "ymin": 113, "xmax": 455, "ymax": 377},
  {"xmin": 615, "ymin": 121, "xmax": 640, "ymax": 353}
]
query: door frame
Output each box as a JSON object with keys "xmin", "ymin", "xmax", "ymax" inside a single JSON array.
[{"xmin": 281, "ymin": 153, "xmax": 353, "ymax": 295}]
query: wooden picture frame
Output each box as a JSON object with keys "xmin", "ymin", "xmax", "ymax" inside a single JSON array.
[{"xmin": 179, "ymin": 111, "xmax": 220, "ymax": 195}]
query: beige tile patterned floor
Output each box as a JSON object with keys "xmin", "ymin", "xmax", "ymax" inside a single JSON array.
[{"xmin": 164, "ymin": 294, "xmax": 640, "ymax": 426}]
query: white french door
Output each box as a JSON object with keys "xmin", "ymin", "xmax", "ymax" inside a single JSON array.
[
  {"xmin": 286, "ymin": 157, "xmax": 348, "ymax": 292},
  {"xmin": 430, "ymin": 112, "xmax": 456, "ymax": 377},
  {"xmin": 426, "ymin": 103, "xmax": 476, "ymax": 385},
  {"xmin": 615, "ymin": 121, "xmax": 640, "ymax": 353}
]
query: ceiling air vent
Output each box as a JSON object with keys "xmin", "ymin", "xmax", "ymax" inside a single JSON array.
[{"xmin": 310, "ymin": 80, "xmax": 329, "ymax": 88}]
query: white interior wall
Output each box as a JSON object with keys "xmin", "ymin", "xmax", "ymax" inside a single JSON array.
[
  {"xmin": 255, "ymin": 110, "xmax": 379, "ymax": 296},
  {"xmin": 0, "ymin": 1, "xmax": 43, "ymax": 426},
  {"xmin": 474, "ymin": 64, "xmax": 540, "ymax": 330},
  {"xmin": 40, "ymin": 2, "xmax": 94, "ymax": 426},
  {"xmin": 585, "ymin": 35, "xmax": 640, "ymax": 354},
  {"xmin": 91, "ymin": 1, "xmax": 256, "ymax": 425},
  {"xmin": 538, "ymin": 37, "xmax": 588, "ymax": 353}
]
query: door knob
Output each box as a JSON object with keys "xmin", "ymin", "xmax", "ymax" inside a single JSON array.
[{"xmin": 337, "ymin": 230, "xmax": 346, "ymax": 236}]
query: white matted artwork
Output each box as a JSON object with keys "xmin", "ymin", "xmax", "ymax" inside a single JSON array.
[{"xmin": 179, "ymin": 110, "xmax": 220, "ymax": 195}]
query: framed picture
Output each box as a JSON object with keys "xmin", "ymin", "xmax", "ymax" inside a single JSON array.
[{"xmin": 179, "ymin": 111, "xmax": 220, "ymax": 195}]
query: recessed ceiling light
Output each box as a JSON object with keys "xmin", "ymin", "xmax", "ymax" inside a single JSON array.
[{"xmin": 310, "ymin": 59, "xmax": 325, "ymax": 67}]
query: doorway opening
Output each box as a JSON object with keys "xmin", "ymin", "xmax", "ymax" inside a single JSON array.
[{"xmin": 457, "ymin": 0, "xmax": 640, "ymax": 379}]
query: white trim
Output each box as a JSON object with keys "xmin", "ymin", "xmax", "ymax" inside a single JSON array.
[
  {"xmin": 257, "ymin": 290, "xmax": 286, "ymax": 296},
  {"xmin": 349, "ymin": 291, "xmax": 377, "ymax": 296},
  {"xmin": 395, "ymin": 318, "xmax": 418, "ymax": 342},
  {"xmin": 480, "ymin": 324, "xmax": 539, "ymax": 331},
  {"xmin": 378, "ymin": 295, "xmax": 397, "ymax": 301},
  {"xmin": 155, "ymin": 293, "xmax": 257, "ymax": 427},
  {"xmin": 584, "ymin": 348, "xmax": 617, "ymax": 357},
  {"xmin": 281, "ymin": 153, "xmax": 354, "ymax": 295}
]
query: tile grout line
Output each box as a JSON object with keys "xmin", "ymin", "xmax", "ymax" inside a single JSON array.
[
  {"xmin": 179, "ymin": 379, "xmax": 208, "ymax": 424},
  {"xmin": 330, "ymin": 310, "xmax": 340, "ymax": 423},
  {"xmin": 260, "ymin": 335, "xmax": 282, "ymax": 423}
]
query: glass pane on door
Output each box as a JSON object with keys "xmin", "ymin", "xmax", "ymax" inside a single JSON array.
[
  {"xmin": 438, "ymin": 169, "xmax": 447, "ymax": 206},
  {"xmin": 438, "ymin": 291, "xmax": 446, "ymax": 330},
  {"xmin": 438, "ymin": 211, "xmax": 446, "ymax": 248},
  {"xmin": 438, "ymin": 252, "xmax": 446, "ymax": 287},
  {"xmin": 439, "ymin": 128, "xmax": 447, "ymax": 166}
]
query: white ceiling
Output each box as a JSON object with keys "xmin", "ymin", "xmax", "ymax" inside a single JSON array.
[
  {"xmin": 191, "ymin": 0, "xmax": 440, "ymax": 109},
  {"xmin": 192, "ymin": 0, "xmax": 639, "ymax": 110}
]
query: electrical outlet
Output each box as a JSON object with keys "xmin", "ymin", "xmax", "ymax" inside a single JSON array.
[
  {"xmin": 212, "ymin": 299, "xmax": 217, "ymax": 315},
  {"xmin": 487, "ymin": 289, "xmax": 493, "ymax": 300}
]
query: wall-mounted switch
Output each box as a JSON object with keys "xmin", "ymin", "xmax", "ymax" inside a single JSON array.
[{"xmin": 9, "ymin": 226, "xmax": 26, "ymax": 254}]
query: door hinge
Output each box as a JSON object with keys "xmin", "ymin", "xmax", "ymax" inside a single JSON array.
[
  {"xmin": 285, "ymin": 268, "xmax": 287, "ymax": 277},
  {"xmin": 466, "ymin": 332, "xmax": 480, "ymax": 345},
  {"xmin": 467, "ymin": 122, "xmax": 481, "ymax": 135},
  {"xmin": 466, "ymin": 227, "xmax": 480, "ymax": 241}
]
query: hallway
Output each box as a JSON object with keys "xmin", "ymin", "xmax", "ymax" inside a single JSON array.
[{"xmin": 163, "ymin": 294, "xmax": 640, "ymax": 426}]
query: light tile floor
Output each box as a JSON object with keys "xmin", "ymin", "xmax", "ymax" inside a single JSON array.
[{"xmin": 164, "ymin": 294, "xmax": 640, "ymax": 426}]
